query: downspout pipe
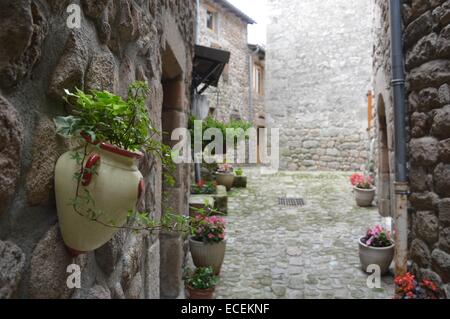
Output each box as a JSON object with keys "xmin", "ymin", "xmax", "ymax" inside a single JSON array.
[
  {"xmin": 194, "ymin": 0, "xmax": 201, "ymax": 183},
  {"xmin": 389, "ymin": 0, "xmax": 409, "ymax": 276}
]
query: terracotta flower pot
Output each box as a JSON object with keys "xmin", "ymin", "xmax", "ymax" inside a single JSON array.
[
  {"xmin": 189, "ymin": 237, "xmax": 226, "ymax": 275},
  {"xmin": 354, "ymin": 186, "xmax": 375, "ymax": 207},
  {"xmin": 216, "ymin": 173, "xmax": 234, "ymax": 191},
  {"xmin": 186, "ymin": 286, "xmax": 215, "ymax": 299},
  {"xmin": 358, "ymin": 237, "xmax": 395, "ymax": 275},
  {"xmin": 55, "ymin": 143, "xmax": 144, "ymax": 255}
]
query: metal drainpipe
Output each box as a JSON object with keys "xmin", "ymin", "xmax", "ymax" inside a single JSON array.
[
  {"xmin": 194, "ymin": 0, "xmax": 201, "ymax": 183},
  {"xmin": 389, "ymin": 0, "xmax": 409, "ymax": 276}
]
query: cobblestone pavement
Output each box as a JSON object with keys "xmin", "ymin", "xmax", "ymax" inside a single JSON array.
[{"xmin": 213, "ymin": 168, "xmax": 394, "ymax": 299}]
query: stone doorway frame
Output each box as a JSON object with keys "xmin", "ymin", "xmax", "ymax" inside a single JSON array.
[
  {"xmin": 377, "ymin": 95, "xmax": 392, "ymax": 218},
  {"xmin": 159, "ymin": 12, "xmax": 189, "ymax": 299}
]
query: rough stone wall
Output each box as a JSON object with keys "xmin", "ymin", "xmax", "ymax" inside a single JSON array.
[
  {"xmin": 404, "ymin": 0, "xmax": 450, "ymax": 296},
  {"xmin": 198, "ymin": 0, "xmax": 251, "ymax": 122},
  {"xmin": 0, "ymin": 0, "xmax": 195, "ymax": 299},
  {"xmin": 373, "ymin": 0, "xmax": 450, "ymax": 297},
  {"xmin": 266, "ymin": 0, "xmax": 373, "ymax": 171}
]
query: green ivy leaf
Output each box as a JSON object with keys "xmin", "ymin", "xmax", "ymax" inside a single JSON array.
[{"xmin": 54, "ymin": 116, "xmax": 80, "ymax": 137}]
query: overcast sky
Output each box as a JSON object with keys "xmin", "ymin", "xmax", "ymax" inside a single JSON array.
[{"xmin": 228, "ymin": 0, "xmax": 268, "ymax": 45}]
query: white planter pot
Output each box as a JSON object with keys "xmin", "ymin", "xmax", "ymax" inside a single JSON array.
[
  {"xmin": 358, "ymin": 237, "xmax": 395, "ymax": 275},
  {"xmin": 55, "ymin": 143, "xmax": 144, "ymax": 256},
  {"xmin": 354, "ymin": 187, "xmax": 375, "ymax": 207},
  {"xmin": 189, "ymin": 237, "xmax": 226, "ymax": 275}
]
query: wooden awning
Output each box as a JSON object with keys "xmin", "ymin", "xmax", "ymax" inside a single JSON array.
[{"xmin": 192, "ymin": 45, "xmax": 231, "ymax": 94}]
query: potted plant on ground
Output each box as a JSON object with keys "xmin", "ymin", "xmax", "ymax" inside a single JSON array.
[
  {"xmin": 215, "ymin": 163, "xmax": 234, "ymax": 191},
  {"xmin": 189, "ymin": 213, "xmax": 226, "ymax": 275},
  {"xmin": 53, "ymin": 81, "xmax": 174, "ymax": 255},
  {"xmin": 184, "ymin": 266, "xmax": 219, "ymax": 299},
  {"xmin": 394, "ymin": 272, "xmax": 443, "ymax": 299},
  {"xmin": 233, "ymin": 167, "xmax": 247, "ymax": 188},
  {"xmin": 351, "ymin": 173, "xmax": 375, "ymax": 207},
  {"xmin": 359, "ymin": 225, "xmax": 395, "ymax": 275}
]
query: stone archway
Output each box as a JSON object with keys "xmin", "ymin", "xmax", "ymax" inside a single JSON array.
[{"xmin": 377, "ymin": 95, "xmax": 391, "ymax": 217}]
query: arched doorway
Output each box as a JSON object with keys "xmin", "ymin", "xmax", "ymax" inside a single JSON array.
[{"xmin": 377, "ymin": 95, "xmax": 391, "ymax": 217}]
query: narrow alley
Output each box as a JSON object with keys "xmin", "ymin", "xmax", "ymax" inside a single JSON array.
[{"xmin": 213, "ymin": 168, "xmax": 394, "ymax": 299}]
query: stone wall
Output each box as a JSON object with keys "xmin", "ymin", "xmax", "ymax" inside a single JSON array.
[
  {"xmin": 266, "ymin": 0, "xmax": 373, "ymax": 171},
  {"xmin": 198, "ymin": 0, "xmax": 251, "ymax": 122},
  {"xmin": 373, "ymin": 0, "xmax": 450, "ymax": 297},
  {"xmin": 405, "ymin": 0, "xmax": 450, "ymax": 296},
  {"xmin": 0, "ymin": 0, "xmax": 195, "ymax": 299}
]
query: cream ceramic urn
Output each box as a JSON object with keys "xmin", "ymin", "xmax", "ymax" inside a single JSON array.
[{"xmin": 55, "ymin": 143, "xmax": 144, "ymax": 256}]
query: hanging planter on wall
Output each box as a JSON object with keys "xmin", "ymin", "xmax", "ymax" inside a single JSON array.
[
  {"xmin": 55, "ymin": 142, "xmax": 144, "ymax": 255},
  {"xmin": 53, "ymin": 81, "xmax": 174, "ymax": 256}
]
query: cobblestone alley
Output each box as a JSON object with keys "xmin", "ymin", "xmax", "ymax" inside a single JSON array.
[{"xmin": 212, "ymin": 168, "xmax": 394, "ymax": 299}]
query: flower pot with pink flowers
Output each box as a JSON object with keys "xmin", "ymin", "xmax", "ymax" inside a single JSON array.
[
  {"xmin": 189, "ymin": 214, "xmax": 226, "ymax": 275},
  {"xmin": 359, "ymin": 225, "xmax": 395, "ymax": 275},
  {"xmin": 350, "ymin": 173, "xmax": 375, "ymax": 207},
  {"xmin": 215, "ymin": 164, "xmax": 235, "ymax": 191}
]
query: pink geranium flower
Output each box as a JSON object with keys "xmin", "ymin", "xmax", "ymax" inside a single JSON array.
[
  {"xmin": 362, "ymin": 225, "xmax": 393, "ymax": 248},
  {"xmin": 191, "ymin": 213, "xmax": 226, "ymax": 243}
]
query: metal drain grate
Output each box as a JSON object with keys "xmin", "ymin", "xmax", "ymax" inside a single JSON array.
[{"xmin": 278, "ymin": 197, "xmax": 305, "ymax": 207}]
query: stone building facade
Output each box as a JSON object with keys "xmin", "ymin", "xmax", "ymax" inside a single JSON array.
[
  {"xmin": 373, "ymin": 0, "xmax": 450, "ymax": 296},
  {"xmin": 266, "ymin": 0, "xmax": 373, "ymax": 171},
  {"xmin": 0, "ymin": 0, "xmax": 195, "ymax": 299},
  {"xmin": 197, "ymin": 0, "xmax": 256, "ymax": 123}
]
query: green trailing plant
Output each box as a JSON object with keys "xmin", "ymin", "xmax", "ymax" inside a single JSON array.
[
  {"xmin": 184, "ymin": 267, "xmax": 219, "ymax": 290},
  {"xmin": 57, "ymin": 82, "xmax": 152, "ymax": 150},
  {"xmin": 54, "ymin": 81, "xmax": 180, "ymax": 233},
  {"xmin": 188, "ymin": 115, "xmax": 253, "ymax": 153},
  {"xmin": 234, "ymin": 168, "xmax": 243, "ymax": 176}
]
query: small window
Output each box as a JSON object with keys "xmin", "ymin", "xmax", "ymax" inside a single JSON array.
[
  {"xmin": 206, "ymin": 9, "xmax": 217, "ymax": 32},
  {"xmin": 253, "ymin": 65, "xmax": 263, "ymax": 94}
]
